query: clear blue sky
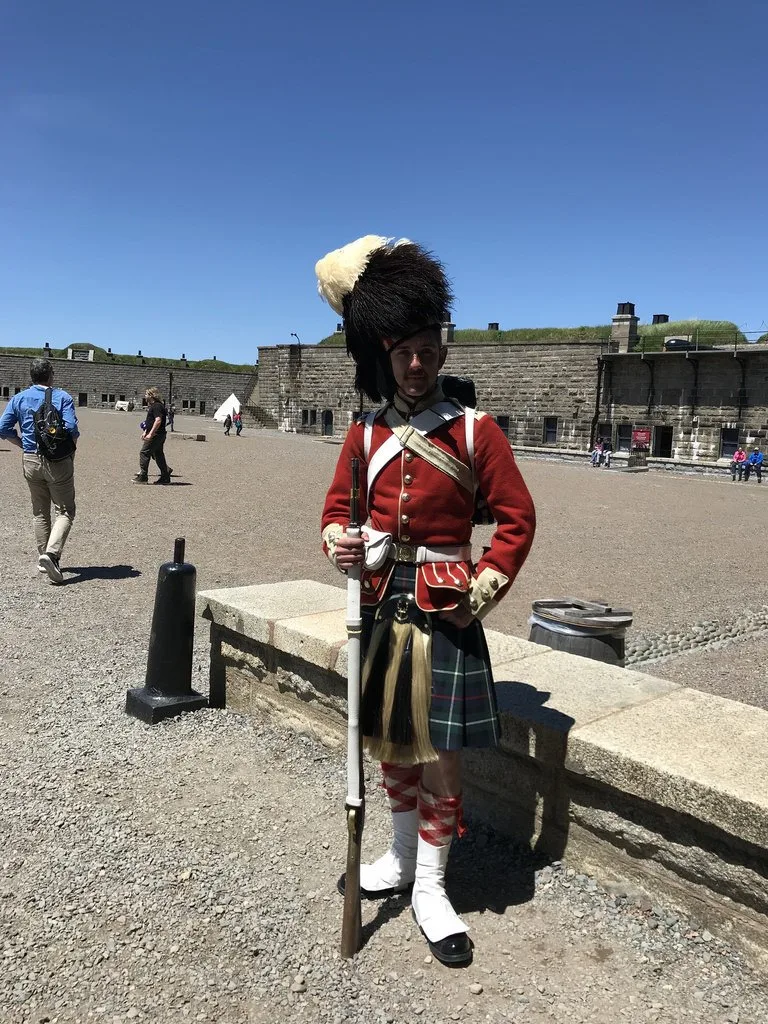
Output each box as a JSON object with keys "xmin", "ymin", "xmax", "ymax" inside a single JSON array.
[{"xmin": 2, "ymin": 0, "xmax": 766, "ymax": 362}]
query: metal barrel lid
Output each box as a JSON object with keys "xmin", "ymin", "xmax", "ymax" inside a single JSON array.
[{"xmin": 531, "ymin": 597, "xmax": 633, "ymax": 630}]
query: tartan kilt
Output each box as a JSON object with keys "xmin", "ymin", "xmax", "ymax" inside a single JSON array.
[{"xmin": 361, "ymin": 563, "xmax": 500, "ymax": 752}]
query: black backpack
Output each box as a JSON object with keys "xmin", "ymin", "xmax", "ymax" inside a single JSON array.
[{"xmin": 33, "ymin": 388, "xmax": 76, "ymax": 462}]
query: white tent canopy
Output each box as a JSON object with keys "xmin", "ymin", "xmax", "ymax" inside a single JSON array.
[{"xmin": 213, "ymin": 394, "xmax": 241, "ymax": 421}]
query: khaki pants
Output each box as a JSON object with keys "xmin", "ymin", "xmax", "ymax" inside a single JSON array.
[{"xmin": 22, "ymin": 454, "xmax": 76, "ymax": 558}]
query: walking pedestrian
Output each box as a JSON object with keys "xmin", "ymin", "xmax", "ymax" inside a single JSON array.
[
  {"xmin": 168, "ymin": 403, "xmax": 176, "ymax": 432},
  {"xmin": 0, "ymin": 358, "xmax": 79, "ymax": 583},
  {"xmin": 318, "ymin": 235, "xmax": 536, "ymax": 966},
  {"xmin": 133, "ymin": 387, "xmax": 172, "ymax": 484},
  {"xmin": 223, "ymin": 413, "xmax": 232, "ymax": 436},
  {"xmin": 234, "ymin": 410, "xmax": 243, "ymax": 436}
]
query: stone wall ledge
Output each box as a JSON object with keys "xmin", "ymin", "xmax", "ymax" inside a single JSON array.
[{"xmin": 197, "ymin": 580, "xmax": 768, "ymax": 961}]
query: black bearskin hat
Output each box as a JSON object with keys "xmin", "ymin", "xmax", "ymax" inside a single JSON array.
[{"xmin": 315, "ymin": 235, "xmax": 453, "ymax": 402}]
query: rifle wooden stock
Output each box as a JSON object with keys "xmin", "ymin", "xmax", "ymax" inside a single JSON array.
[
  {"xmin": 340, "ymin": 800, "xmax": 364, "ymax": 958},
  {"xmin": 341, "ymin": 457, "xmax": 364, "ymax": 958}
]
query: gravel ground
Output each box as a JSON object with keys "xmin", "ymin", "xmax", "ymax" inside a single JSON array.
[
  {"xmin": 643, "ymin": 632, "xmax": 768, "ymax": 709},
  {"xmin": 1, "ymin": 409, "xmax": 767, "ymax": 1023}
]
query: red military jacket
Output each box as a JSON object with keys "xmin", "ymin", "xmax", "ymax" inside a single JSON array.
[{"xmin": 321, "ymin": 390, "xmax": 536, "ymax": 619}]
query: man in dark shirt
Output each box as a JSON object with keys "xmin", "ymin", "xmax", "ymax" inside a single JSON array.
[{"xmin": 134, "ymin": 387, "xmax": 172, "ymax": 484}]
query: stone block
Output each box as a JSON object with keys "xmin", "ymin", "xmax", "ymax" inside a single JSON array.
[
  {"xmin": 492, "ymin": 650, "xmax": 678, "ymax": 755},
  {"xmin": 197, "ymin": 580, "xmax": 346, "ymax": 645},
  {"xmin": 272, "ymin": 609, "xmax": 348, "ymax": 671},
  {"xmin": 484, "ymin": 630, "xmax": 549, "ymax": 664},
  {"xmin": 568, "ymin": 687, "xmax": 768, "ymax": 846}
]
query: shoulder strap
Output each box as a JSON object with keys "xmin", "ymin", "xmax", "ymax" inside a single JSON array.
[
  {"xmin": 464, "ymin": 406, "xmax": 476, "ymax": 480},
  {"xmin": 363, "ymin": 410, "xmax": 377, "ymax": 462},
  {"xmin": 365, "ymin": 404, "xmax": 474, "ymax": 494}
]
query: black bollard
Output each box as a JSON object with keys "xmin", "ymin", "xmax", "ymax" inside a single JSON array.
[{"xmin": 125, "ymin": 538, "xmax": 208, "ymax": 724}]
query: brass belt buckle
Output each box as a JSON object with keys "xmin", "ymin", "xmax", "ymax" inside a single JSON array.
[{"xmin": 394, "ymin": 542, "xmax": 416, "ymax": 563}]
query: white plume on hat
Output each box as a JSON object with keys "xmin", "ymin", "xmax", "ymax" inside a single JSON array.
[{"xmin": 315, "ymin": 235, "xmax": 409, "ymax": 314}]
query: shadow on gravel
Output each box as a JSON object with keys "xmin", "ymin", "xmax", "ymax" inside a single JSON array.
[
  {"xmin": 63, "ymin": 565, "xmax": 142, "ymax": 584},
  {"xmin": 360, "ymin": 892, "xmax": 413, "ymax": 949},
  {"xmin": 448, "ymin": 681, "xmax": 575, "ymax": 922}
]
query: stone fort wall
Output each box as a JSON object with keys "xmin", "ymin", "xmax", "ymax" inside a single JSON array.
[
  {"xmin": 252, "ymin": 341, "xmax": 606, "ymax": 449},
  {"xmin": 253, "ymin": 341, "xmax": 768, "ymax": 462},
  {"xmin": 603, "ymin": 349, "xmax": 768, "ymax": 460},
  {"xmin": 0, "ymin": 354, "xmax": 256, "ymax": 416},
  {"xmin": 6, "ymin": 341, "xmax": 768, "ymax": 462}
]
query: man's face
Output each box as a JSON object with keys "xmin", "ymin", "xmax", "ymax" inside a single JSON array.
[{"xmin": 388, "ymin": 331, "xmax": 447, "ymax": 399}]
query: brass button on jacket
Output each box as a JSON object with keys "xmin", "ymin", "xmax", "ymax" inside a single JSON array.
[
  {"xmin": 403, "ymin": 473, "xmax": 413, "ymax": 485},
  {"xmin": 401, "ymin": 514, "xmax": 410, "ymax": 524},
  {"xmin": 404, "ymin": 452, "xmax": 414, "ymax": 463},
  {"xmin": 401, "ymin": 492, "xmax": 411, "ymax": 502}
]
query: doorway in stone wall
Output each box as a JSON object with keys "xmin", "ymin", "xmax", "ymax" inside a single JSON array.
[
  {"xmin": 78, "ymin": 393, "xmax": 88, "ymax": 407},
  {"xmin": 652, "ymin": 425, "xmax": 673, "ymax": 458},
  {"xmin": 322, "ymin": 410, "xmax": 334, "ymax": 436}
]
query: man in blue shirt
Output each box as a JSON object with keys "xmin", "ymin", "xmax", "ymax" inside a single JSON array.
[
  {"xmin": 0, "ymin": 359, "xmax": 79, "ymax": 583},
  {"xmin": 746, "ymin": 447, "xmax": 764, "ymax": 483}
]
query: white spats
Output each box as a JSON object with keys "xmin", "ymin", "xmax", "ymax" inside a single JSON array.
[
  {"xmin": 411, "ymin": 786, "xmax": 469, "ymax": 943},
  {"xmin": 315, "ymin": 235, "xmax": 390, "ymax": 314},
  {"xmin": 411, "ymin": 831, "xmax": 469, "ymax": 943},
  {"xmin": 359, "ymin": 808, "xmax": 419, "ymax": 892}
]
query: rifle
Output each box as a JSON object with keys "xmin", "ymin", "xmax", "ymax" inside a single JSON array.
[{"xmin": 341, "ymin": 457, "xmax": 364, "ymax": 958}]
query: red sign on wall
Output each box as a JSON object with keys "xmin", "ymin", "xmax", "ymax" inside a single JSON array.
[{"xmin": 632, "ymin": 429, "xmax": 652, "ymax": 450}]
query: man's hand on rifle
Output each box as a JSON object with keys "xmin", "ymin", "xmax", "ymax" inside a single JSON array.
[{"xmin": 335, "ymin": 531, "xmax": 369, "ymax": 571}]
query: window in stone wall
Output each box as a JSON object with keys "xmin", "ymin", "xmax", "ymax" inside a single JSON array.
[
  {"xmin": 543, "ymin": 416, "xmax": 558, "ymax": 444},
  {"xmin": 101, "ymin": 393, "xmax": 108, "ymax": 404},
  {"xmin": 597, "ymin": 422, "xmax": 613, "ymax": 446},
  {"xmin": 309, "ymin": 409, "xmax": 317, "ymax": 426},
  {"xmin": 302, "ymin": 409, "xmax": 309, "ymax": 426},
  {"xmin": 495, "ymin": 415, "xmax": 510, "ymax": 438},
  {"xmin": 199, "ymin": 401, "xmax": 206, "ymax": 415},
  {"xmin": 14, "ymin": 387, "xmax": 21, "ymax": 394},
  {"xmin": 182, "ymin": 400, "xmax": 189, "ymax": 409},
  {"xmin": 617, "ymin": 424, "xmax": 633, "ymax": 452},
  {"xmin": 119, "ymin": 394, "xmax": 125, "ymax": 402},
  {"xmin": 2, "ymin": 386, "xmax": 9, "ymax": 398},
  {"xmin": 109, "ymin": 394, "xmax": 116, "ymax": 403},
  {"xmin": 190, "ymin": 400, "xmax": 196, "ymax": 410}
]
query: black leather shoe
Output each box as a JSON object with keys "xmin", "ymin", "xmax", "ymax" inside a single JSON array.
[
  {"xmin": 337, "ymin": 873, "xmax": 412, "ymax": 901},
  {"xmin": 412, "ymin": 910, "xmax": 473, "ymax": 966},
  {"xmin": 425, "ymin": 931, "xmax": 472, "ymax": 966}
]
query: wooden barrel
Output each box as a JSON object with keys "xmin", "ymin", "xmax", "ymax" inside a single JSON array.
[{"xmin": 528, "ymin": 598, "xmax": 633, "ymax": 667}]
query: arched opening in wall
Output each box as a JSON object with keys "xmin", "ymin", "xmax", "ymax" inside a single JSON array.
[{"xmin": 322, "ymin": 409, "xmax": 334, "ymax": 436}]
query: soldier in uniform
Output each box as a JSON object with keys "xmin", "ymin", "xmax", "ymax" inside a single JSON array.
[{"xmin": 318, "ymin": 236, "xmax": 536, "ymax": 965}]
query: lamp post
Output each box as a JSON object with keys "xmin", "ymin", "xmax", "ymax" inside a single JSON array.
[{"xmin": 290, "ymin": 332, "xmax": 301, "ymax": 347}]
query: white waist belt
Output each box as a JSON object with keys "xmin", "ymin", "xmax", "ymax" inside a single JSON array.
[{"xmin": 390, "ymin": 542, "xmax": 472, "ymax": 565}]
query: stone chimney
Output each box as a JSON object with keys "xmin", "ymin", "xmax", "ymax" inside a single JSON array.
[
  {"xmin": 652, "ymin": 314, "xmax": 669, "ymax": 325},
  {"xmin": 611, "ymin": 302, "xmax": 639, "ymax": 353},
  {"xmin": 487, "ymin": 322, "xmax": 499, "ymax": 332},
  {"xmin": 441, "ymin": 321, "xmax": 455, "ymax": 345}
]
